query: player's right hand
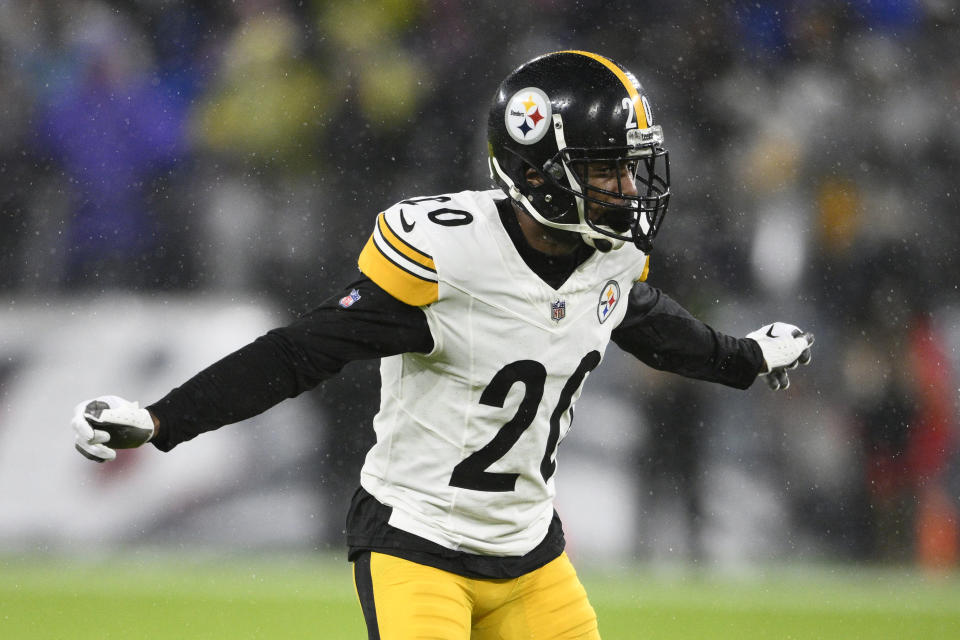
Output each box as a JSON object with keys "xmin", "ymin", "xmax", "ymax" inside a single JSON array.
[{"xmin": 72, "ymin": 396, "xmax": 155, "ymax": 463}]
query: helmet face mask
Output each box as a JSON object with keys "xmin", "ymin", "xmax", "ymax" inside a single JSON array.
[
  {"xmin": 549, "ymin": 137, "xmax": 670, "ymax": 252},
  {"xmin": 488, "ymin": 51, "xmax": 671, "ymax": 253}
]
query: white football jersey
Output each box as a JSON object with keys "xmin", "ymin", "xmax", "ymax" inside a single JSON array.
[{"xmin": 356, "ymin": 189, "xmax": 649, "ymax": 556}]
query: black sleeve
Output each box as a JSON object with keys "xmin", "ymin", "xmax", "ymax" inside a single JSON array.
[
  {"xmin": 611, "ymin": 282, "xmax": 764, "ymax": 389},
  {"xmin": 147, "ymin": 276, "xmax": 433, "ymax": 451}
]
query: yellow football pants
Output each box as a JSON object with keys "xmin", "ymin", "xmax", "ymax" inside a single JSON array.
[{"xmin": 353, "ymin": 551, "xmax": 601, "ymax": 639}]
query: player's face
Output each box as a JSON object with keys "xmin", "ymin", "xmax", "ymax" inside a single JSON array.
[{"xmin": 580, "ymin": 160, "xmax": 639, "ymax": 233}]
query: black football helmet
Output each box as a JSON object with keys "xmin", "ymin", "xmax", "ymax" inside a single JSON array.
[{"xmin": 488, "ymin": 50, "xmax": 670, "ymax": 252}]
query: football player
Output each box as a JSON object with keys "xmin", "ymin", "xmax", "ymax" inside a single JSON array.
[{"xmin": 72, "ymin": 51, "xmax": 813, "ymax": 639}]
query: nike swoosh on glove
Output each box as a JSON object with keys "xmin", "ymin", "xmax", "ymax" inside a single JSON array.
[{"xmin": 746, "ymin": 322, "xmax": 814, "ymax": 390}]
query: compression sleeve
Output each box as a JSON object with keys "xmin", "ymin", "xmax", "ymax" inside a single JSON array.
[
  {"xmin": 611, "ymin": 282, "xmax": 764, "ymax": 389},
  {"xmin": 147, "ymin": 277, "xmax": 433, "ymax": 451}
]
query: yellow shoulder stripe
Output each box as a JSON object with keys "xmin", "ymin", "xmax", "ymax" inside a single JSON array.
[
  {"xmin": 559, "ymin": 50, "xmax": 648, "ymax": 128},
  {"xmin": 358, "ymin": 232, "xmax": 439, "ymax": 307},
  {"xmin": 378, "ymin": 214, "xmax": 436, "ymax": 271},
  {"xmin": 635, "ymin": 255, "xmax": 650, "ymax": 282}
]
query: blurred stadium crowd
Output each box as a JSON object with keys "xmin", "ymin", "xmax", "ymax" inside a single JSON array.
[{"xmin": 1, "ymin": 0, "xmax": 958, "ymax": 569}]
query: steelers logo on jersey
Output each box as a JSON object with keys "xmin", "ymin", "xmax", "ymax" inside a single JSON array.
[
  {"xmin": 597, "ymin": 280, "xmax": 621, "ymax": 323},
  {"xmin": 504, "ymin": 87, "xmax": 552, "ymax": 145}
]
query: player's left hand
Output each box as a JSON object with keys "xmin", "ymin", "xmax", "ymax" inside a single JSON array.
[{"xmin": 746, "ymin": 322, "xmax": 814, "ymax": 390}]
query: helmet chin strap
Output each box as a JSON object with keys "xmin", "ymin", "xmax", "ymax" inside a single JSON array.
[
  {"xmin": 489, "ymin": 155, "xmax": 586, "ymax": 235},
  {"xmin": 582, "ymin": 235, "xmax": 619, "ymax": 252}
]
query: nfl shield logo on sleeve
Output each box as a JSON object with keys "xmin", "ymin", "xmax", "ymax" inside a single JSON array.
[
  {"xmin": 339, "ymin": 289, "xmax": 362, "ymax": 308},
  {"xmin": 551, "ymin": 299, "xmax": 566, "ymax": 322}
]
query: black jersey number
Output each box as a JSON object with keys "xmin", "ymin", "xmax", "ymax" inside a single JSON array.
[
  {"xmin": 449, "ymin": 351, "xmax": 602, "ymax": 492},
  {"xmin": 398, "ymin": 196, "xmax": 474, "ymax": 227}
]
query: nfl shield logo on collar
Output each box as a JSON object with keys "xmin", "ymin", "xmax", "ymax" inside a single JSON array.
[{"xmin": 551, "ymin": 299, "xmax": 566, "ymax": 322}]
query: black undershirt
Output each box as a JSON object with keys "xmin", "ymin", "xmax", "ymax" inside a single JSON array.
[
  {"xmin": 495, "ymin": 198, "xmax": 595, "ymax": 289},
  {"xmin": 148, "ymin": 197, "xmax": 763, "ymax": 578}
]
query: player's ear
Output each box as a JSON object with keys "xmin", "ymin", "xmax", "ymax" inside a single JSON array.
[{"xmin": 524, "ymin": 167, "xmax": 544, "ymax": 187}]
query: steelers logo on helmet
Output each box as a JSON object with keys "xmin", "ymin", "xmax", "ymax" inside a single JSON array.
[{"xmin": 504, "ymin": 87, "xmax": 552, "ymax": 145}]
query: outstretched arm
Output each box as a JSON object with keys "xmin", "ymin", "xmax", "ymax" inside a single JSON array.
[
  {"xmin": 73, "ymin": 277, "xmax": 432, "ymax": 460},
  {"xmin": 611, "ymin": 282, "xmax": 812, "ymax": 390}
]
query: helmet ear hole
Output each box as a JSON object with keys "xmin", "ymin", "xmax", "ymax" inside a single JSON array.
[{"xmin": 524, "ymin": 167, "xmax": 545, "ymax": 187}]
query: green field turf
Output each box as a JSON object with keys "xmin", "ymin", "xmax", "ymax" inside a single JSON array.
[{"xmin": 1, "ymin": 554, "xmax": 958, "ymax": 639}]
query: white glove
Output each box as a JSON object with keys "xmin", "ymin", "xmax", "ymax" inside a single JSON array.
[
  {"xmin": 72, "ymin": 395, "xmax": 155, "ymax": 463},
  {"xmin": 746, "ymin": 322, "xmax": 814, "ymax": 390}
]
